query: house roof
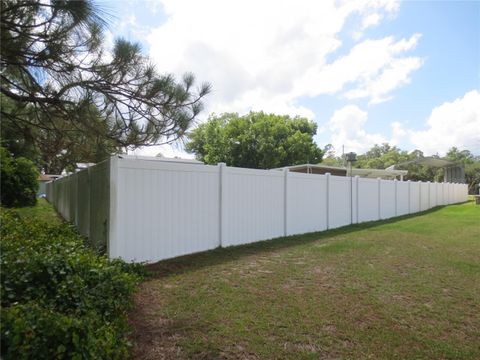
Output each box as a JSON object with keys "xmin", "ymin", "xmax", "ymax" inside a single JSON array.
[
  {"xmin": 351, "ymin": 168, "xmax": 408, "ymax": 178},
  {"xmin": 116, "ymin": 154, "xmax": 204, "ymax": 165},
  {"xmin": 38, "ymin": 174, "xmax": 62, "ymax": 181},
  {"xmin": 387, "ymin": 157, "xmax": 458, "ymax": 169},
  {"xmin": 273, "ymin": 164, "xmax": 408, "ymax": 179}
]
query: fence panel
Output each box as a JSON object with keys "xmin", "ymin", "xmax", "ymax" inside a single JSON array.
[
  {"xmin": 69, "ymin": 173, "xmax": 78, "ymax": 226},
  {"xmin": 286, "ymin": 172, "xmax": 327, "ymax": 235},
  {"xmin": 76, "ymin": 170, "xmax": 90, "ymax": 238},
  {"xmin": 409, "ymin": 182, "xmax": 420, "ymax": 213},
  {"xmin": 380, "ymin": 180, "xmax": 396, "ymax": 219},
  {"xmin": 358, "ymin": 178, "xmax": 379, "ymax": 223},
  {"xmin": 396, "ymin": 181, "xmax": 409, "ymax": 216},
  {"xmin": 420, "ymin": 182, "xmax": 430, "ymax": 211},
  {"xmin": 429, "ymin": 182, "xmax": 437, "ymax": 208},
  {"xmin": 328, "ymin": 175, "xmax": 351, "ymax": 229},
  {"xmin": 110, "ymin": 159, "xmax": 220, "ymax": 262},
  {"xmin": 222, "ymin": 167, "xmax": 284, "ymax": 247},
  {"xmin": 88, "ymin": 161, "xmax": 110, "ymax": 252},
  {"xmin": 448, "ymin": 183, "xmax": 456, "ymax": 204},
  {"xmin": 437, "ymin": 183, "xmax": 445, "ymax": 206}
]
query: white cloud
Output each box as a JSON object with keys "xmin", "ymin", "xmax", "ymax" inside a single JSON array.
[
  {"xmin": 390, "ymin": 121, "xmax": 407, "ymax": 146},
  {"xmin": 327, "ymin": 105, "xmax": 387, "ymax": 153},
  {"xmin": 144, "ymin": 0, "xmax": 418, "ymax": 119},
  {"xmin": 362, "ymin": 13, "xmax": 382, "ymax": 30},
  {"xmin": 327, "ymin": 105, "xmax": 412, "ymax": 154},
  {"xmin": 410, "ymin": 90, "xmax": 480, "ymax": 156},
  {"xmin": 131, "ymin": 143, "xmax": 194, "ymax": 159},
  {"xmin": 340, "ymin": 34, "xmax": 423, "ymax": 103}
]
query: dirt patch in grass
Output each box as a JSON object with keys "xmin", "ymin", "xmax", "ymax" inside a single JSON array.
[{"xmin": 129, "ymin": 281, "xmax": 189, "ymax": 359}]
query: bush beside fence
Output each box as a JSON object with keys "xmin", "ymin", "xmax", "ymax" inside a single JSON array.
[{"xmin": 0, "ymin": 209, "xmax": 143, "ymax": 359}]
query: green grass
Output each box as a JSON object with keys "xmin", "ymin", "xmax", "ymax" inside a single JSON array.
[
  {"xmin": 12, "ymin": 198, "xmax": 62, "ymax": 224},
  {"xmin": 131, "ymin": 201, "xmax": 480, "ymax": 359}
]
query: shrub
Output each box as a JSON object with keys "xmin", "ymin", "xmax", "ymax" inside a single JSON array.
[
  {"xmin": 0, "ymin": 147, "xmax": 39, "ymax": 207},
  {"xmin": 1, "ymin": 303, "xmax": 131, "ymax": 360},
  {"xmin": 0, "ymin": 209, "xmax": 143, "ymax": 359}
]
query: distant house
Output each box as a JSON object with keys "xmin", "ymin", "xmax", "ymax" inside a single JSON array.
[
  {"xmin": 274, "ymin": 164, "xmax": 408, "ymax": 180},
  {"xmin": 38, "ymin": 174, "xmax": 62, "ymax": 196},
  {"xmin": 388, "ymin": 157, "xmax": 465, "ymax": 184}
]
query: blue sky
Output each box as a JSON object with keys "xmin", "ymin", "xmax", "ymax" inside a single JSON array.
[{"xmin": 104, "ymin": 0, "xmax": 480, "ymax": 157}]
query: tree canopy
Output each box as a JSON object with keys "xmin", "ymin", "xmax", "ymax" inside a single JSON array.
[
  {"xmin": 349, "ymin": 144, "xmax": 440, "ymax": 181},
  {"xmin": 1, "ymin": 0, "xmax": 210, "ymax": 172},
  {"xmin": 186, "ymin": 112, "xmax": 323, "ymax": 169}
]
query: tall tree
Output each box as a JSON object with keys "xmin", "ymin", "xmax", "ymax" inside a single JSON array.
[
  {"xmin": 1, "ymin": 0, "xmax": 210, "ymax": 171},
  {"xmin": 186, "ymin": 112, "xmax": 323, "ymax": 169},
  {"xmin": 356, "ymin": 143, "xmax": 411, "ymax": 169}
]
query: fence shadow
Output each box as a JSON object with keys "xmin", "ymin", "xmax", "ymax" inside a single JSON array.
[{"xmin": 145, "ymin": 204, "xmax": 453, "ymax": 279}]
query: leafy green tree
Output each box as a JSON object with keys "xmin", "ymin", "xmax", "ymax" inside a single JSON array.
[
  {"xmin": 1, "ymin": 0, "xmax": 210, "ymax": 161},
  {"xmin": 319, "ymin": 144, "xmax": 344, "ymax": 166},
  {"xmin": 356, "ymin": 144, "xmax": 411, "ymax": 169},
  {"xmin": 186, "ymin": 112, "xmax": 323, "ymax": 169},
  {"xmin": 0, "ymin": 147, "xmax": 39, "ymax": 207}
]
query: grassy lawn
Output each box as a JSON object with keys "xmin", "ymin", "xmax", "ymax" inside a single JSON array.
[
  {"xmin": 130, "ymin": 201, "xmax": 480, "ymax": 359},
  {"xmin": 12, "ymin": 198, "xmax": 62, "ymax": 224}
]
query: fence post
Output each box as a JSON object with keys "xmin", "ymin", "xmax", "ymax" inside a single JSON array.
[
  {"xmin": 394, "ymin": 178, "xmax": 398, "ymax": 217},
  {"xmin": 349, "ymin": 175, "xmax": 353, "ymax": 225},
  {"xmin": 108, "ymin": 157, "xmax": 118, "ymax": 259},
  {"xmin": 427, "ymin": 181, "xmax": 431, "ymax": 209},
  {"xmin": 325, "ymin": 173, "xmax": 330, "ymax": 230},
  {"xmin": 283, "ymin": 168, "xmax": 289, "ymax": 237},
  {"xmin": 355, "ymin": 176, "xmax": 359, "ymax": 224},
  {"xmin": 418, "ymin": 181, "xmax": 422, "ymax": 211},
  {"xmin": 377, "ymin": 178, "xmax": 381, "ymax": 220},
  {"xmin": 218, "ymin": 162, "xmax": 226, "ymax": 248},
  {"xmin": 407, "ymin": 180, "xmax": 411, "ymax": 214}
]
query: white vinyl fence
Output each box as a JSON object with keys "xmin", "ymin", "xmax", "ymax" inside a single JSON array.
[{"xmin": 46, "ymin": 156, "xmax": 469, "ymax": 263}]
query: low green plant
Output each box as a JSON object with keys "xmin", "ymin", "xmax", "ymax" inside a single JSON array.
[{"xmin": 0, "ymin": 209, "xmax": 143, "ymax": 359}]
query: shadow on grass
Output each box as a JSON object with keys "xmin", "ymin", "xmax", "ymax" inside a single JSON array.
[{"xmin": 144, "ymin": 204, "xmax": 460, "ymax": 279}]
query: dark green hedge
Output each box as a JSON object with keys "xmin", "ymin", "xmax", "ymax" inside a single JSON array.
[
  {"xmin": 0, "ymin": 147, "xmax": 39, "ymax": 207},
  {"xmin": 0, "ymin": 210, "xmax": 144, "ymax": 359}
]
